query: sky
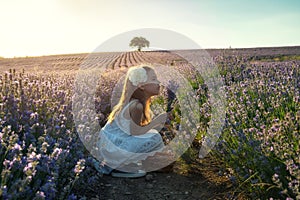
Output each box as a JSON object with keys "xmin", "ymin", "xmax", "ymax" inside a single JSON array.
[{"xmin": 0, "ymin": 0, "xmax": 300, "ymax": 58}]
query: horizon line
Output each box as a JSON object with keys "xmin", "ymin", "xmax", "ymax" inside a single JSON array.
[{"xmin": 1, "ymin": 45, "xmax": 300, "ymax": 59}]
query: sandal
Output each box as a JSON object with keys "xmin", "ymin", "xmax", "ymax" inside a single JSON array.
[{"xmin": 111, "ymin": 169, "xmax": 147, "ymax": 178}]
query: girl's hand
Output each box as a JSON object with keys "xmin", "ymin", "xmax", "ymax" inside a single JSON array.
[
  {"xmin": 153, "ymin": 112, "xmax": 168, "ymax": 131},
  {"xmin": 156, "ymin": 112, "xmax": 168, "ymax": 123}
]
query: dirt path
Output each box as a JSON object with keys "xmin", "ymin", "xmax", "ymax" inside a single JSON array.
[{"xmin": 77, "ymin": 150, "xmax": 239, "ymax": 200}]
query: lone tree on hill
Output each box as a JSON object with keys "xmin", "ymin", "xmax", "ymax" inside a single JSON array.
[{"xmin": 129, "ymin": 36, "xmax": 150, "ymax": 51}]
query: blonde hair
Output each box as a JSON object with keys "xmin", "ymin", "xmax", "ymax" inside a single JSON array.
[{"xmin": 107, "ymin": 65, "xmax": 155, "ymax": 126}]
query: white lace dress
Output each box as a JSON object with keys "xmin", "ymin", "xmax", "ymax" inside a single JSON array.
[{"xmin": 95, "ymin": 99, "xmax": 164, "ymax": 174}]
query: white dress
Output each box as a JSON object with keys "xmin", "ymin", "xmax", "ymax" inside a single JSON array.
[{"xmin": 95, "ymin": 99, "xmax": 164, "ymax": 174}]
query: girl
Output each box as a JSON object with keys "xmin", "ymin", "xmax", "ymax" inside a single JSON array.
[{"xmin": 93, "ymin": 65, "xmax": 168, "ymax": 177}]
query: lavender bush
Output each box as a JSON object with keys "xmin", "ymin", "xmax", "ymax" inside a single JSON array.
[
  {"xmin": 214, "ymin": 55, "xmax": 299, "ymax": 199},
  {"xmin": 0, "ymin": 69, "xmax": 87, "ymax": 199}
]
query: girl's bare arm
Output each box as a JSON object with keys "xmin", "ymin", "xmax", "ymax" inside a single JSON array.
[
  {"xmin": 128, "ymin": 101, "xmax": 167, "ymax": 135},
  {"xmin": 129, "ymin": 113, "xmax": 167, "ymax": 135}
]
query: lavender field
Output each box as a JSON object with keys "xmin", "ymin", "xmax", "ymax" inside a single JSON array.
[{"xmin": 0, "ymin": 46, "xmax": 299, "ymax": 199}]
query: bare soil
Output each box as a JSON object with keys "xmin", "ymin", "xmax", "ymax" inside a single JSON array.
[{"xmin": 76, "ymin": 149, "xmax": 243, "ymax": 200}]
